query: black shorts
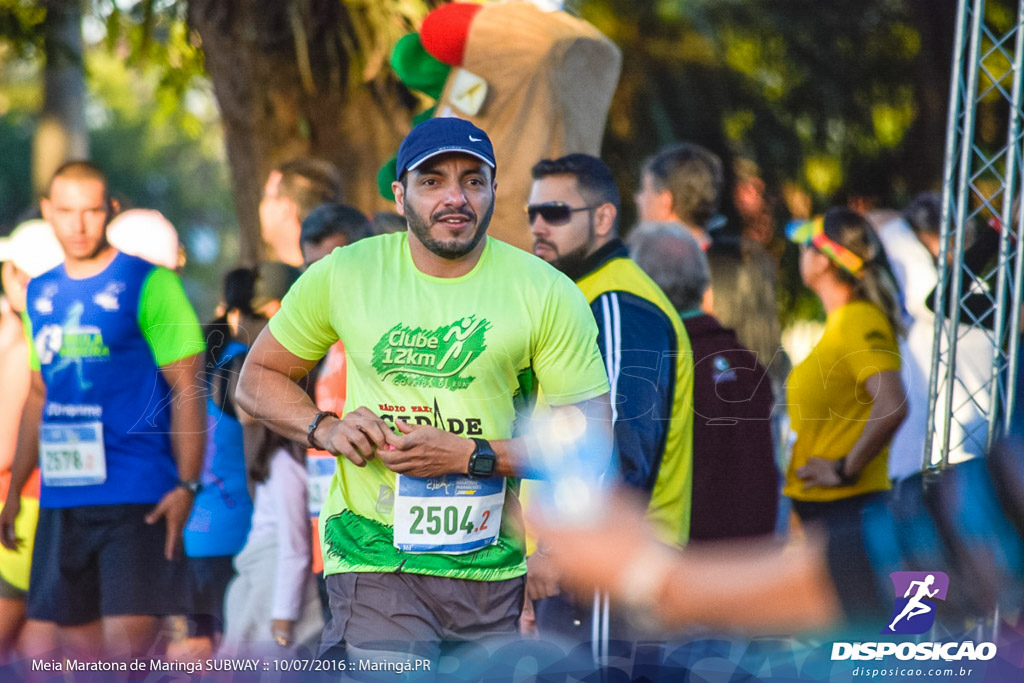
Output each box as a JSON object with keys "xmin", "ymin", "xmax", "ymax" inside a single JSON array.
[
  {"xmin": 184, "ymin": 555, "xmax": 236, "ymax": 637},
  {"xmin": 27, "ymin": 504, "xmax": 187, "ymax": 625}
]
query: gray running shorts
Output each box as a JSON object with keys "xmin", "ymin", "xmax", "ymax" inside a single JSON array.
[{"xmin": 320, "ymin": 571, "xmax": 525, "ymax": 660}]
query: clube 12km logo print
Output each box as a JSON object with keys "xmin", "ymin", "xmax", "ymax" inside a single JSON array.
[
  {"xmin": 831, "ymin": 572, "xmax": 998, "ymax": 663},
  {"xmin": 372, "ymin": 316, "xmax": 490, "ymax": 391}
]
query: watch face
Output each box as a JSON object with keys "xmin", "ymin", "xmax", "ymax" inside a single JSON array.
[
  {"xmin": 473, "ymin": 454, "xmax": 496, "ymax": 477},
  {"xmin": 469, "ymin": 439, "xmax": 496, "ymax": 478}
]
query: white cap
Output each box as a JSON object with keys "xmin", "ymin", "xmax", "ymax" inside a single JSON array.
[
  {"xmin": 107, "ymin": 209, "xmax": 181, "ymax": 270},
  {"xmin": 0, "ymin": 219, "xmax": 65, "ymax": 278}
]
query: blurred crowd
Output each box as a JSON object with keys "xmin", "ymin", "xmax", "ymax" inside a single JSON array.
[{"xmin": 0, "ymin": 117, "xmax": 1016, "ymax": 676}]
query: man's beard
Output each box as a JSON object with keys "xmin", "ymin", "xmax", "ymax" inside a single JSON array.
[
  {"xmin": 406, "ymin": 200, "xmax": 494, "ymax": 259},
  {"xmin": 545, "ymin": 242, "xmax": 592, "ymax": 278},
  {"xmin": 533, "ymin": 223, "xmax": 595, "ymax": 281}
]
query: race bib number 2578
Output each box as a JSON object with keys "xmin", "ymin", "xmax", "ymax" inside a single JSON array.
[{"xmin": 39, "ymin": 421, "xmax": 107, "ymax": 487}]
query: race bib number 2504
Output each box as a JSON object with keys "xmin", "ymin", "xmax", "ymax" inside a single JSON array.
[{"xmin": 393, "ymin": 474, "xmax": 504, "ymax": 554}]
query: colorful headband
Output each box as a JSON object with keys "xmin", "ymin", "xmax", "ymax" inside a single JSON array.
[{"xmin": 786, "ymin": 216, "xmax": 865, "ymax": 278}]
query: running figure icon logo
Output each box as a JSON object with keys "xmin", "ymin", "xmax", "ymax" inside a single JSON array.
[{"xmin": 883, "ymin": 571, "xmax": 949, "ymax": 634}]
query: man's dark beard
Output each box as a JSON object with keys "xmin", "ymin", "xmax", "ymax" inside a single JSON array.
[
  {"xmin": 534, "ymin": 219, "xmax": 596, "ymax": 281},
  {"xmin": 405, "ymin": 200, "xmax": 494, "ymax": 259},
  {"xmin": 544, "ymin": 241, "xmax": 594, "ymax": 279}
]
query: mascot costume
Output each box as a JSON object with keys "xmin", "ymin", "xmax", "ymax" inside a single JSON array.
[{"xmin": 385, "ymin": 0, "xmax": 622, "ymax": 251}]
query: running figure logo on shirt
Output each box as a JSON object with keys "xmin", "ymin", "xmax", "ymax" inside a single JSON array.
[
  {"xmin": 372, "ymin": 316, "xmax": 490, "ymax": 391},
  {"xmin": 883, "ymin": 571, "xmax": 949, "ymax": 634},
  {"xmin": 37, "ymin": 301, "xmax": 109, "ymax": 390}
]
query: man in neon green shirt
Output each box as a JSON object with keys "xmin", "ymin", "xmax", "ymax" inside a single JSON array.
[{"xmin": 237, "ymin": 118, "xmax": 611, "ymax": 660}]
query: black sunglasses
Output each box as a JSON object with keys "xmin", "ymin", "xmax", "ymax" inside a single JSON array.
[{"xmin": 525, "ymin": 202, "xmax": 596, "ymax": 226}]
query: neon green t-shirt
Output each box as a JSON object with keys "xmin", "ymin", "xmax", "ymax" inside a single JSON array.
[{"xmin": 269, "ymin": 233, "xmax": 609, "ymax": 581}]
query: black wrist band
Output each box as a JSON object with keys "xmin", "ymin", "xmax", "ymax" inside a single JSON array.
[
  {"xmin": 307, "ymin": 410, "xmax": 339, "ymax": 449},
  {"xmin": 177, "ymin": 479, "xmax": 202, "ymax": 495},
  {"xmin": 834, "ymin": 456, "xmax": 859, "ymax": 486}
]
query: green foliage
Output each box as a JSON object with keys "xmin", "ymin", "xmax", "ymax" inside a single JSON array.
[
  {"xmin": 0, "ymin": 104, "xmax": 35, "ymax": 228},
  {"xmin": 93, "ymin": 0, "xmax": 205, "ymax": 125},
  {"xmin": 0, "ymin": 28, "xmax": 232, "ymax": 318},
  {"xmin": 585, "ymin": 0, "xmax": 936, "ymax": 211},
  {"xmin": 84, "ymin": 47, "xmax": 234, "ymax": 318},
  {"xmin": 344, "ymin": 0, "xmax": 438, "ymax": 84},
  {"xmin": 0, "ymin": 0, "xmax": 958, "ymax": 322},
  {"xmin": 84, "ymin": 49, "xmax": 229, "ymax": 221},
  {"xmin": 0, "ymin": 0, "xmax": 46, "ymax": 57},
  {"xmin": 0, "ymin": 7, "xmax": 42, "ymax": 220},
  {"xmin": 583, "ymin": 0, "xmax": 942, "ymax": 327}
]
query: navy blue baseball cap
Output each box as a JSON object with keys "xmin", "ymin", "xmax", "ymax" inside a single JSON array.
[{"xmin": 395, "ymin": 117, "xmax": 496, "ymax": 180}]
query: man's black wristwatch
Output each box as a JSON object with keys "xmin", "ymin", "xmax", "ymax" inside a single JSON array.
[
  {"xmin": 177, "ymin": 479, "xmax": 202, "ymax": 495},
  {"xmin": 308, "ymin": 410, "xmax": 339, "ymax": 449},
  {"xmin": 467, "ymin": 438, "xmax": 497, "ymax": 479}
]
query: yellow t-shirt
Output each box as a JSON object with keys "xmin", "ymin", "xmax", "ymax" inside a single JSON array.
[{"xmin": 784, "ymin": 300, "xmax": 900, "ymax": 502}]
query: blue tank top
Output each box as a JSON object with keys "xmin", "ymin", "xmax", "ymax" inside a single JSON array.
[
  {"xmin": 27, "ymin": 252, "xmax": 180, "ymax": 508},
  {"xmin": 184, "ymin": 341, "xmax": 254, "ymax": 557}
]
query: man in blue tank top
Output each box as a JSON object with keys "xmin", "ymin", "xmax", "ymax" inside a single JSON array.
[{"xmin": 0, "ymin": 161, "xmax": 206, "ymax": 660}]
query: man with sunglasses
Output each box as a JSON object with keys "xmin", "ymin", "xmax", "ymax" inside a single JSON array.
[
  {"xmin": 236, "ymin": 119, "xmax": 611, "ymax": 663},
  {"xmin": 526, "ymin": 153, "xmax": 694, "ymax": 646}
]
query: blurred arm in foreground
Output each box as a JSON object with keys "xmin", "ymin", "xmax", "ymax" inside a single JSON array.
[
  {"xmin": 533, "ymin": 491, "xmax": 841, "ymax": 634},
  {"xmin": 535, "ymin": 431, "xmax": 1024, "ymax": 636}
]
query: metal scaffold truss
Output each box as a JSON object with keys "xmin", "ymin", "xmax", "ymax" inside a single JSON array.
[{"xmin": 928, "ymin": 0, "xmax": 1024, "ymax": 468}]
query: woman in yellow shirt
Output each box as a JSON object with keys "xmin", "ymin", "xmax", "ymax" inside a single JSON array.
[{"xmin": 785, "ymin": 207, "xmax": 908, "ymax": 617}]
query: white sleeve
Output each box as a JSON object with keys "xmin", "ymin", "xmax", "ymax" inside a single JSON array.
[{"xmin": 266, "ymin": 447, "xmax": 312, "ymax": 622}]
